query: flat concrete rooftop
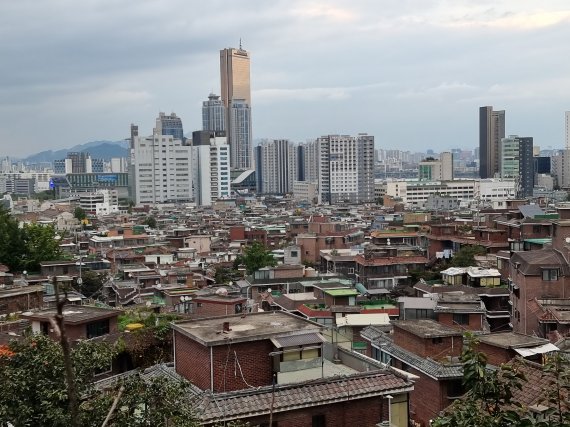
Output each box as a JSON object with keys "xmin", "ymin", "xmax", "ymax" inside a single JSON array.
[
  {"xmin": 478, "ymin": 332, "xmax": 549, "ymax": 349},
  {"xmin": 392, "ymin": 319, "xmax": 463, "ymax": 338},
  {"xmin": 172, "ymin": 311, "xmax": 321, "ymax": 346}
]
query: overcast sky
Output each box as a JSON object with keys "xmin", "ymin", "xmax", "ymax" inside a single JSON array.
[{"xmin": 1, "ymin": 0, "xmax": 570, "ymax": 157}]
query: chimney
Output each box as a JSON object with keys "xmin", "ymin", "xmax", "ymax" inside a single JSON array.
[{"xmin": 222, "ymin": 321, "xmax": 231, "ymax": 332}]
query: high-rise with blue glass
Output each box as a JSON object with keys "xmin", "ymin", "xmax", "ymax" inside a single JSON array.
[{"xmin": 155, "ymin": 112, "xmax": 184, "ymax": 141}]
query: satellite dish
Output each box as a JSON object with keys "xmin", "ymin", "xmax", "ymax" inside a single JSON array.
[
  {"xmin": 267, "ymin": 288, "xmax": 272, "ymax": 293},
  {"xmin": 76, "ymin": 278, "xmax": 83, "ymax": 285},
  {"xmin": 145, "ymin": 301, "xmax": 151, "ymax": 307},
  {"xmin": 180, "ymin": 296, "xmax": 185, "ymax": 302}
]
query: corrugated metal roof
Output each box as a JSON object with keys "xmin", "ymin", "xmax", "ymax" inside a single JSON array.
[
  {"xmin": 271, "ymin": 332, "xmax": 325, "ymax": 348},
  {"xmin": 519, "ymin": 204, "xmax": 545, "ymax": 218}
]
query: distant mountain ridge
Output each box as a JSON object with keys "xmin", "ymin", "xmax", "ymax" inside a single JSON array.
[{"xmin": 24, "ymin": 140, "xmax": 129, "ymax": 163}]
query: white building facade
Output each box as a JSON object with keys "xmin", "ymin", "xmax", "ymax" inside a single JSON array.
[
  {"xmin": 131, "ymin": 134, "xmax": 192, "ymax": 204},
  {"xmin": 316, "ymin": 134, "xmax": 375, "ymax": 204},
  {"xmin": 192, "ymin": 134, "xmax": 231, "ymax": 206},
  {"xmin": 386, "ymin": 179, "xmax": 515, "ymax": 207}
]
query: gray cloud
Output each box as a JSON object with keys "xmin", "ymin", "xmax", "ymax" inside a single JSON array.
[{"xmin": 1, "ymin": 0, "xmax": 570, "ymax": 156}]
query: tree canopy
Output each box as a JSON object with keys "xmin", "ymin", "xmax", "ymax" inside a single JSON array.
[
  {"xmin": 449, "ymin": 245, "xmax": 486, "ymax": 267},
  {"xmin": 0, "ymin": 207, "xmax": 63, "ymax": 272},
  {"xmin": 74, "ymin": 206, "xmax": 87, "ymax": 221},
  {"xmin": 0, "ymin": 334, "xmax": 199, "ymax": 427},
  {"xmin": 432, "ymin": 333, "xmax": 570, "ymax": 427},
  {"xmin": 233, "ymin": 242, "xmax": 277, "ymax": 275}
]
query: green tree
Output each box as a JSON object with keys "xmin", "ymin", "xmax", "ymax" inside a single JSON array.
[
  {"xmin": 143, "ymin": 216, "xmax": 157, "ymax": 229},
  {"xmin": 74, "ymin": 207, "xmax": 87, "ymax": 221},
  {"xmin": 432, "ymin": 333, "xmax": 570, "ymax": 427},
  {"xmin": 0, "ymin": 334, "xmax": 200, "ymax": 427},
  {"xmin": 0, "ymin": 207, "xmax": 26, "ymax": 271},
  {"xmin": 0, "ymin": 333, "xmax": 115, "ymax": 427},
  {"xmin": 233, "ymin": 242, "xmax": 277, "ymax": 275},
  {"xmin": 214, "ymin": 266, "xmax": 238, "ymax": 285},
  {"xmin": 449, "ymin": 245, "xmax": 486, "ymax": 267},
  {"xmin": 21, "ymin": 223, "xmax": 63, "ymax": 272},
  {"xmin": 77, "ymin": 270, "xmax": 108, "ymax": 298}
]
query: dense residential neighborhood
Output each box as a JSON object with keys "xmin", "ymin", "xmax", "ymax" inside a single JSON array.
[
  {"xmin": 1, "ymin": 189, "xmax": 570, "ymax": 425},
  {"xmin": 3, "ymin": 3, "xmax": 570, "ymax": 424}
]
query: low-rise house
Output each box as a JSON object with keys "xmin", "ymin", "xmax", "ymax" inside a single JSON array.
[
  {"xmin": 21, "ymin": 305, "xmax": 120, "ymax": 341},
  {"xmin": 476, "ymin": 332, "xmax": 558, "ymax": 366},
  {"xmin": 0, "ymin": 285, "xmax": 43, "ymax": 315},
  {"xmin": 362, "ymin": 320, "xmax": 464, "ymax": 427},
  {"xmin": 171, "ymin": 311, "xmax": 414, "ymax": 426}
]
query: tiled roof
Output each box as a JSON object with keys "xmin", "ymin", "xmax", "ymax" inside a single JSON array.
[
  {"xmin": 361, "ymin": 326, "xmax": 463, "ymax": 380},
  {"xmin": 98, "ymin": 362, "xmax": 413, "ymax": 424},
  {"xmin": 510, "ymin": 249, "xmax": 570, "ymax": 276},
  {"xmin": 190, "ymin": 371, "xmax": 413, "ymax": 423}
]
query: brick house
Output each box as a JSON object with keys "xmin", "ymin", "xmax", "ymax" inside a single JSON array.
[
  {"xmin": 434, "ymin": 294, "xmax": 485, "ymax": 331},
  {"xmin": 476, "ymin": 332, "xmax": 557, "ymax": 366},
  {"xmin": 509, "ymin": 244, "xmax": 570, "ymax": 336},
  {"xmin": 0, "ymin": 285, "xmax": 43, "ymax": 315},
  {"xmin": 362, "ymin": 320, "xmax": 464, "ymax": 427},
  {"xmin": 355, "ymin": 246, "xmax": 427, "ymax": 291},
  {"xmin": 21, "ymin": 306, "xmax": 120, "ymax": 341},
  {"xmin": 171, "ymin": 311, "xmax": 414, "ymax": 426}
]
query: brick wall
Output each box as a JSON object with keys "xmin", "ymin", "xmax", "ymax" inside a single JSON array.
[
  {"xmin": 46, "ymin": 316, "xmax": 118, "ymax": 341},
  {"xmin": 0, "ymin": 290, "xmax": 43, "ymax": 315},
  {"xmin": 511, "ymin": 266, "xmax": 570, "ymax": 335},
  {"xmin": 393, "ymin": 328, "xmax": 462, "ymax": 359},
  {"xmin": 192, "ymin": 300, "xmax": 245, "ymax": 318},
  {"xmin": 437, "ymin": 312, "xmax": 483, "ymax": 331},
  {"xmin": 230, "ymin": 226, "xmax": 246, "ymax": 241},
  {"xmin": 477, "ymin": 342, "xmax": 512, "ymax": 366},
  {"xmin": 405, "ymin": 367, "xmax": 446, "ymax": 427},
  {"xmin": 274, "ymin": 267, "xmax": 305, "ymax": 279},
  {"xmin": 212, "ymin": 340, "xmax": 274, "ymax": 392},
  {"xmin": 223, "ymin": 395, "xmax": 391, "ymax": 427},
  {"xmin": 174, "ymin": 332, "xmax": 212, "ymax": 390},
  {"xmin": 174, "ymin": 332, "xmax": 275, "ymax": 393}
]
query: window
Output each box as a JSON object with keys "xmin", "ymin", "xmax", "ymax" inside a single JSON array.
[
  {"xmin": 312, "ymin": 414, "xmax": 326, "ymax": 427},
  {"xmin": 415, "ymin": 309, "xmax": 430, "ymax": 319},
  {"xmin": 86, "ymin": 319, "xmax": 110, "ymax": 339},
  {"xmin": 453, "ymin": 313, "xmax": 469, "ymax": 325},
  {"xmin": 432, "ymin": 337, "xmax": 443, "ymax": 344},
  {"xmin": 290, "ymin": 250, "xmax": 298, "ymax": 257},
  {"xmin": 542, "ymin": 269, "xmax": 559, "ymax": 281}
]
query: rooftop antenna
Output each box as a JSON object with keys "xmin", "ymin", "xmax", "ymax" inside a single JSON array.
[{"xmin": 239, "ymin": 38, "xmax": 243, "ymax": 50}]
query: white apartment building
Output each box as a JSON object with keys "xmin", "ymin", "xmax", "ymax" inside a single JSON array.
[
  {"xmin": 315, "ymin": 134, "xmax": 375, "ymax": 204},
  {"xmin": 418, "ymin": 152, "xmax": 453, "ymax": 181},
  {"xmin": 79, "ymin": 189, "xmax": 119, "ymax": 216},
  {"xmin": 192, "ymin": 133, "xmax": 231, "ymax": 206},
  {"xmin": 386, "ymin": 179, "xmax": 515, "ymax": 207},
  {"xmin": 131, "ymin": 134, "xmax": 192, "ymax": 204},
  {"xmin": 292, "ymin": 181, "xmax": 318, "ymax": 204}
]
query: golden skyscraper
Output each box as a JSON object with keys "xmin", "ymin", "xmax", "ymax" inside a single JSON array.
[
  {"xmin": 219, "ymin": 45, "xmax": 251, "ymax": 107},
  {"xmin": 220, "ymin": 44, "xmax": 253, "ymax": 170}
]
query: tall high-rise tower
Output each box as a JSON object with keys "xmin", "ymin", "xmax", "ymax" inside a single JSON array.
[
  {"xmin": 499, "ymin": 135, "xmax": 533, "ymax": 198},
  {"xmin": 479, "ymin": 106, "xmax": 505, "ymax": 179},
  {"xmin": 202, "ymin": 93, "xmax": 226, "ymax": 132},
  {"xmin": 220, "ymin": 46, "xmax": 251, "ymax": 107},
  {"xmin": 564, "ymin": 111, "xmax": 570, "ymax": 150},
  {"xmin": 255, "ymin": 139, "xmax": 297, "ymax": 194},
  {"xmin": 220, "ymin": 45, "xmax": 252, "ymax": 170}
]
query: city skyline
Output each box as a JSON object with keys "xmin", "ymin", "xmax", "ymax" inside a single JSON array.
[{"xmin": 2, "ymin": 1, "xmax": 570, "ymax": 156}]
